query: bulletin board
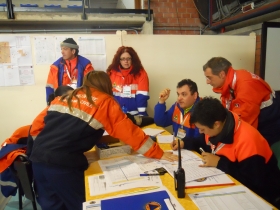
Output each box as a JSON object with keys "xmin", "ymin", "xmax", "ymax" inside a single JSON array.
[{"xmin": 0, "ymin": 33, "xmax": 256, "ymax": 142}]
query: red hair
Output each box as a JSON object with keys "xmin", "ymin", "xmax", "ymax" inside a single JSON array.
[{"xmin": 106, "ymin": 46, "xmax": 144, "ymax": 76}]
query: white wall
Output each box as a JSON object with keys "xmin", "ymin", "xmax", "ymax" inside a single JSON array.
[
  {"xmin": 0, "ymin": 33, "xmax": 256, "ymax": 143},
  {"xmin": 264, "ymin": 27, "xmax": 280, "ymax": 90}
]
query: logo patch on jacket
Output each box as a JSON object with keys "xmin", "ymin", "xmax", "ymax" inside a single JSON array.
[
  {"xmin": 173, "ymin": 115, "xmax": 178, "ymax": 122},
  {"xmin": 112, "ymin": 82, "xmax": 116, "ymax": 88},
  {"xmin": 234, "ymin": 103, "xmax": 240, "ymax": 107}
]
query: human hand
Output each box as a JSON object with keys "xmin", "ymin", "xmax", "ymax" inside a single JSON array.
[
  {"xmin": 200, "ymin": 152, "xmax": 220, "ymax": 167},
  {"xmin": 170, "ymin": 138, "xmax": 184, "ymax": 151},
  {"xmin": 161, "ymin": 151, "xmax": 178, "ymax": 162},
  {"xmin": 159, "ymin": 88, "xmax": 171, "ymax": 103}
]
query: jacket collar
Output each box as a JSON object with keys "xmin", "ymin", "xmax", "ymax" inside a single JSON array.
[
  {"xmin": 208, "ymin": 110, "xmax": 235, "ymax": 146},
  {"xmin": 212, "ymin": 67, "xmax": 235, "ymax": 96}
]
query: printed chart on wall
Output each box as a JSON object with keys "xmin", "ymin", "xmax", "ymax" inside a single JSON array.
[
  {"xmin": 78, "ymin": 36, "xmax": 106, "ymax": 71},
  {"xmin": 0, "ymin": 36, "xmax": 34, "ymax": 86},
  {"xmin": 34, "ymin": 36, "xmax": 68, "ymax": 65}
]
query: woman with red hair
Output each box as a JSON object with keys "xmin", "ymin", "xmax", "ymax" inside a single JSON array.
[{"xmin": 107, "ymin": 46, "xmax": 149, "ymax": 116}]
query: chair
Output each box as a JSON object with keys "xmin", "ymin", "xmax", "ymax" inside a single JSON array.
[
  {"xmin": 44, "ymin": 4, "xmax": 61, "ymax": 8},
  {"xmin": 11, "ymin": 154, "xmax": 37, "ymax": 210},
  {"xmin": 20, "ymin": 4, "xmax": 38, "ymax": 7},
  {"xmin": 67, "ymin": 5, "xmax": 83, "ymax": 8}
]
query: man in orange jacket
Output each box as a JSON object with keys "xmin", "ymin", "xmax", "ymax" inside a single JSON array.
[
  {"xmin": 203, "ymin": 57, "xmax": 280, "ymax": 148},
  {"xmin": 45, "ymin": 38, "xmax": 94, "ymax": 102},
  {"xmin": 183, "ymin": 97, "xmax": 280, "ymax": 208}
]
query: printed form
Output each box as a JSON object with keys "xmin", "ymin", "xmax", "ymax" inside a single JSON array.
[{"xmin": 188, "ymin": 185, "xmax": 273, "ymax": 210}]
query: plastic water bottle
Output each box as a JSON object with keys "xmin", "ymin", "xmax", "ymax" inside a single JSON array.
[{"xmin": 122, "ymin": 105, "xmax": 127, "ymax": 113}]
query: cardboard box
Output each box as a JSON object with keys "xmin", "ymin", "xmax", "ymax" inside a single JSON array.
[{"xmin": 96, "ymin": 144, "xmax": 131, "ymax": 159}]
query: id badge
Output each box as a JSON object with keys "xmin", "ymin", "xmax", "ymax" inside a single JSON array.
[
  {"xmin": 68, "ymin": 79, "xmax": 77, "ymax": 89},
  {"xmin": 176, "ymin": 128, "xmax": 186, "ymax": 139},
  {"xmin": 68, "ymin": 83, "xmax": 77, "ymax": 89},
  {"xmin": 122, "ymin": 85, "xmax": 132, "ymax": 98}
]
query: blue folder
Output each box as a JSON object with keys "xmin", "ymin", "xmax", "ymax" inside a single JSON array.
[{"xmin": 101, "ymin": 190, "xmax": 170, "ymax": 210}]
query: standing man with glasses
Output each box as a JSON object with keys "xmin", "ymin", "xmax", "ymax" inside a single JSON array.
[
  {"xmin": 106, "ymin": 46, "xmax": 149, "ymax": 116},
  {"xmin": 46, "ymin": 38, "xmax": 94, "ymax": 102}
]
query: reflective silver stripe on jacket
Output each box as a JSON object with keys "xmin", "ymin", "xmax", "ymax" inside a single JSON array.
[
  {"xmin": 136, "ymin": 90, "xmax": 149, "ymax": 96},
  {"xmin": 48, "ymin": 104, "xmax": 103, "ymax": 130},
  {"xmin": 136, "ymin": 137, "xmax": 155, "ymax": 155},
  {"xmin": 113, "ymin": 92, "xmax": 136, "ymax": 98},
  {"xmin": 46, "ymin": 83, "xmax": 54, "ymax": 89},
  {"xmin": 260, "ymin": 91, "xmax": 275, "ymax": 109}
]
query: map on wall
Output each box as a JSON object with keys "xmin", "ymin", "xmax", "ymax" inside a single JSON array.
[{"xmin": 0, "ymin": 36, "xmax": 34, "ymax": 87}]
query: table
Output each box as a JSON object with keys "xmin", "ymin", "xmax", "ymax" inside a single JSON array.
[{"xmin": 84, "ymin": 124, "xmax": 276, "ymax": 209}]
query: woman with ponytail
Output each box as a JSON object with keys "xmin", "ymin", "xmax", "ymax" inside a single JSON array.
[{"xmin": 29, "ymin": 71, "xmax": 177, "ymax": 210}]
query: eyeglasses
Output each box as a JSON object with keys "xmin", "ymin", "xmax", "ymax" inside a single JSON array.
[{"xmin": 120, "ymin": 57, "xmax": 132, "ymax": 61}]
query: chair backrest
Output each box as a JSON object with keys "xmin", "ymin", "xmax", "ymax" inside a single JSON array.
[
  {"xmin": 20, "ymin": 4, "xmax": 38, "ymax": 7},
  {"xmin": 44, "ymin": 4, "xmax": 61, "ymax": 8},
  {"xmin": 67, "ymin": 5, "xmax": 83, "ymax": 8},
  {"xmin": 13, "ymin": 155, "xmax": 36, "ymax": 202}
]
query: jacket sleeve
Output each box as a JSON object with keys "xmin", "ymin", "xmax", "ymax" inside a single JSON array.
[
  {"xmin": 154, "ymin": 103, "xmax": 175, "ymax": 127},
  {"xmin": 96, "ymin": 98, "xmax": 163, "ymax": 159},
  {"xmin": 231, "ymin": 80, "xmax": 269, "ymax": 128},
  {"xmin": 83, "ymin": 63, "xmax": 94, "ymax": 76},
  {"xmin": 135, "ymin": 70, "xmax": 149, "ymax": 116},
  {"xmin": 46, "ymin": 65, "xmax": 58, "ymax": 102},
  {"xmin": 29, "ymin": 107, "xmax": 48, "ymax": 141}
]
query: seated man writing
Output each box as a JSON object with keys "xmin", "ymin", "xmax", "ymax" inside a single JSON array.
[{"xmin": 177, "ymin": 97, "xmax": 280, "ymax": 208}]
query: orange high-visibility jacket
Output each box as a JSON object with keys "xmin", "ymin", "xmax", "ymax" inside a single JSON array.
[{"xmin": 30, "ymin": 89, "xmax": 163, "ymax": 170}]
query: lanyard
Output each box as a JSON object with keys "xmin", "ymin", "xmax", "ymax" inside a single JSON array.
[
  {"xmin": 211, "ymin": 143, "xmax": 225, "ymax": 155},
  {"xmin": 225, "ymin": 72, "xmax": 236, "ymax": 109},
  {"xmin": 65, "ymin": 66, "xmax": 77, "ymax": 83},
  {"xmin": 180, "ymin": 112, "xmax": 189, "ymax": 128},
  {"xmin": 65, "ymin": 66, "xmax": 72, "ymax": 81}
]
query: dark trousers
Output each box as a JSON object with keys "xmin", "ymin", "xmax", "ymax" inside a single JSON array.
[{"xmin": 32, "ymin": 162, "xmax": 85, "ymax": 210}]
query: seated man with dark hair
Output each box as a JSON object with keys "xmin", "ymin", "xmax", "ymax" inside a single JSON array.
[
  {"xmin": 154, "ymin": 79, "xmax": 201, "ymax": 150},
  {"xmin": 181, "ymin": 97, "xmax": 280, "ymax": 208}
]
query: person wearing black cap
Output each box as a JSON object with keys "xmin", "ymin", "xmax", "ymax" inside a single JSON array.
[{"xmin": 45, "ymin": 38, "xmax": 94, "ymax": 102}]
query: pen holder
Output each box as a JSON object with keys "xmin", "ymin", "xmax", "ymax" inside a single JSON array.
[{"xmin": 95, "ymin": 144, "xmax": 131, "ymax": 159}]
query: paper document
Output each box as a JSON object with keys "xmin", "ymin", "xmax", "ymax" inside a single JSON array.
[
  {"xmin": 101, "ymin": 160, "xmax": 143, "ymax": 184},
  {"xmin": 164, "ymin": 160, "xmax": 224, "ymax": 182},
  {"xmin": 157, "ymin": 135, "xmax": 174, "ymax": 143},
  {"xmin": 188, "ymin": 185, "xmax": 273, "ymax": 210},
  {"xmin": 88, "ymin": 173, "xmax": 162, "ymax": 196},
  {"xmin": 142, "ymin": 128, "xmax": 165, "ymax": 136},
  {"xmin": 186, "ymin": 174, "xmax": 234, "ymax": 188}
]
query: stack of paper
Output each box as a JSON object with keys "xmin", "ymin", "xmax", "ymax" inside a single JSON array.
[
  {"xmin": 161, "ymin": 150, "xmax": 235, "ymax": 188},
  {"xmin": 88, "ymin": 157, "xmax": 163, "ymax": 196},
  {"xmin": 188, "ymin": 185, "xmax": 273, "ymax": 210},
  {"xmin": 157, "ymin": 135, "xmax": 174, "ymax": 143},
  {"xmin": 142, "ymin": 128, "xmax": 165, "ymax": 136}
]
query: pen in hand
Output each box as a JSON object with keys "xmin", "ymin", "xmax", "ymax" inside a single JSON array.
[{"xmin": 199, "ymin": 147, "xmax": 205, "ymax": 154}]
